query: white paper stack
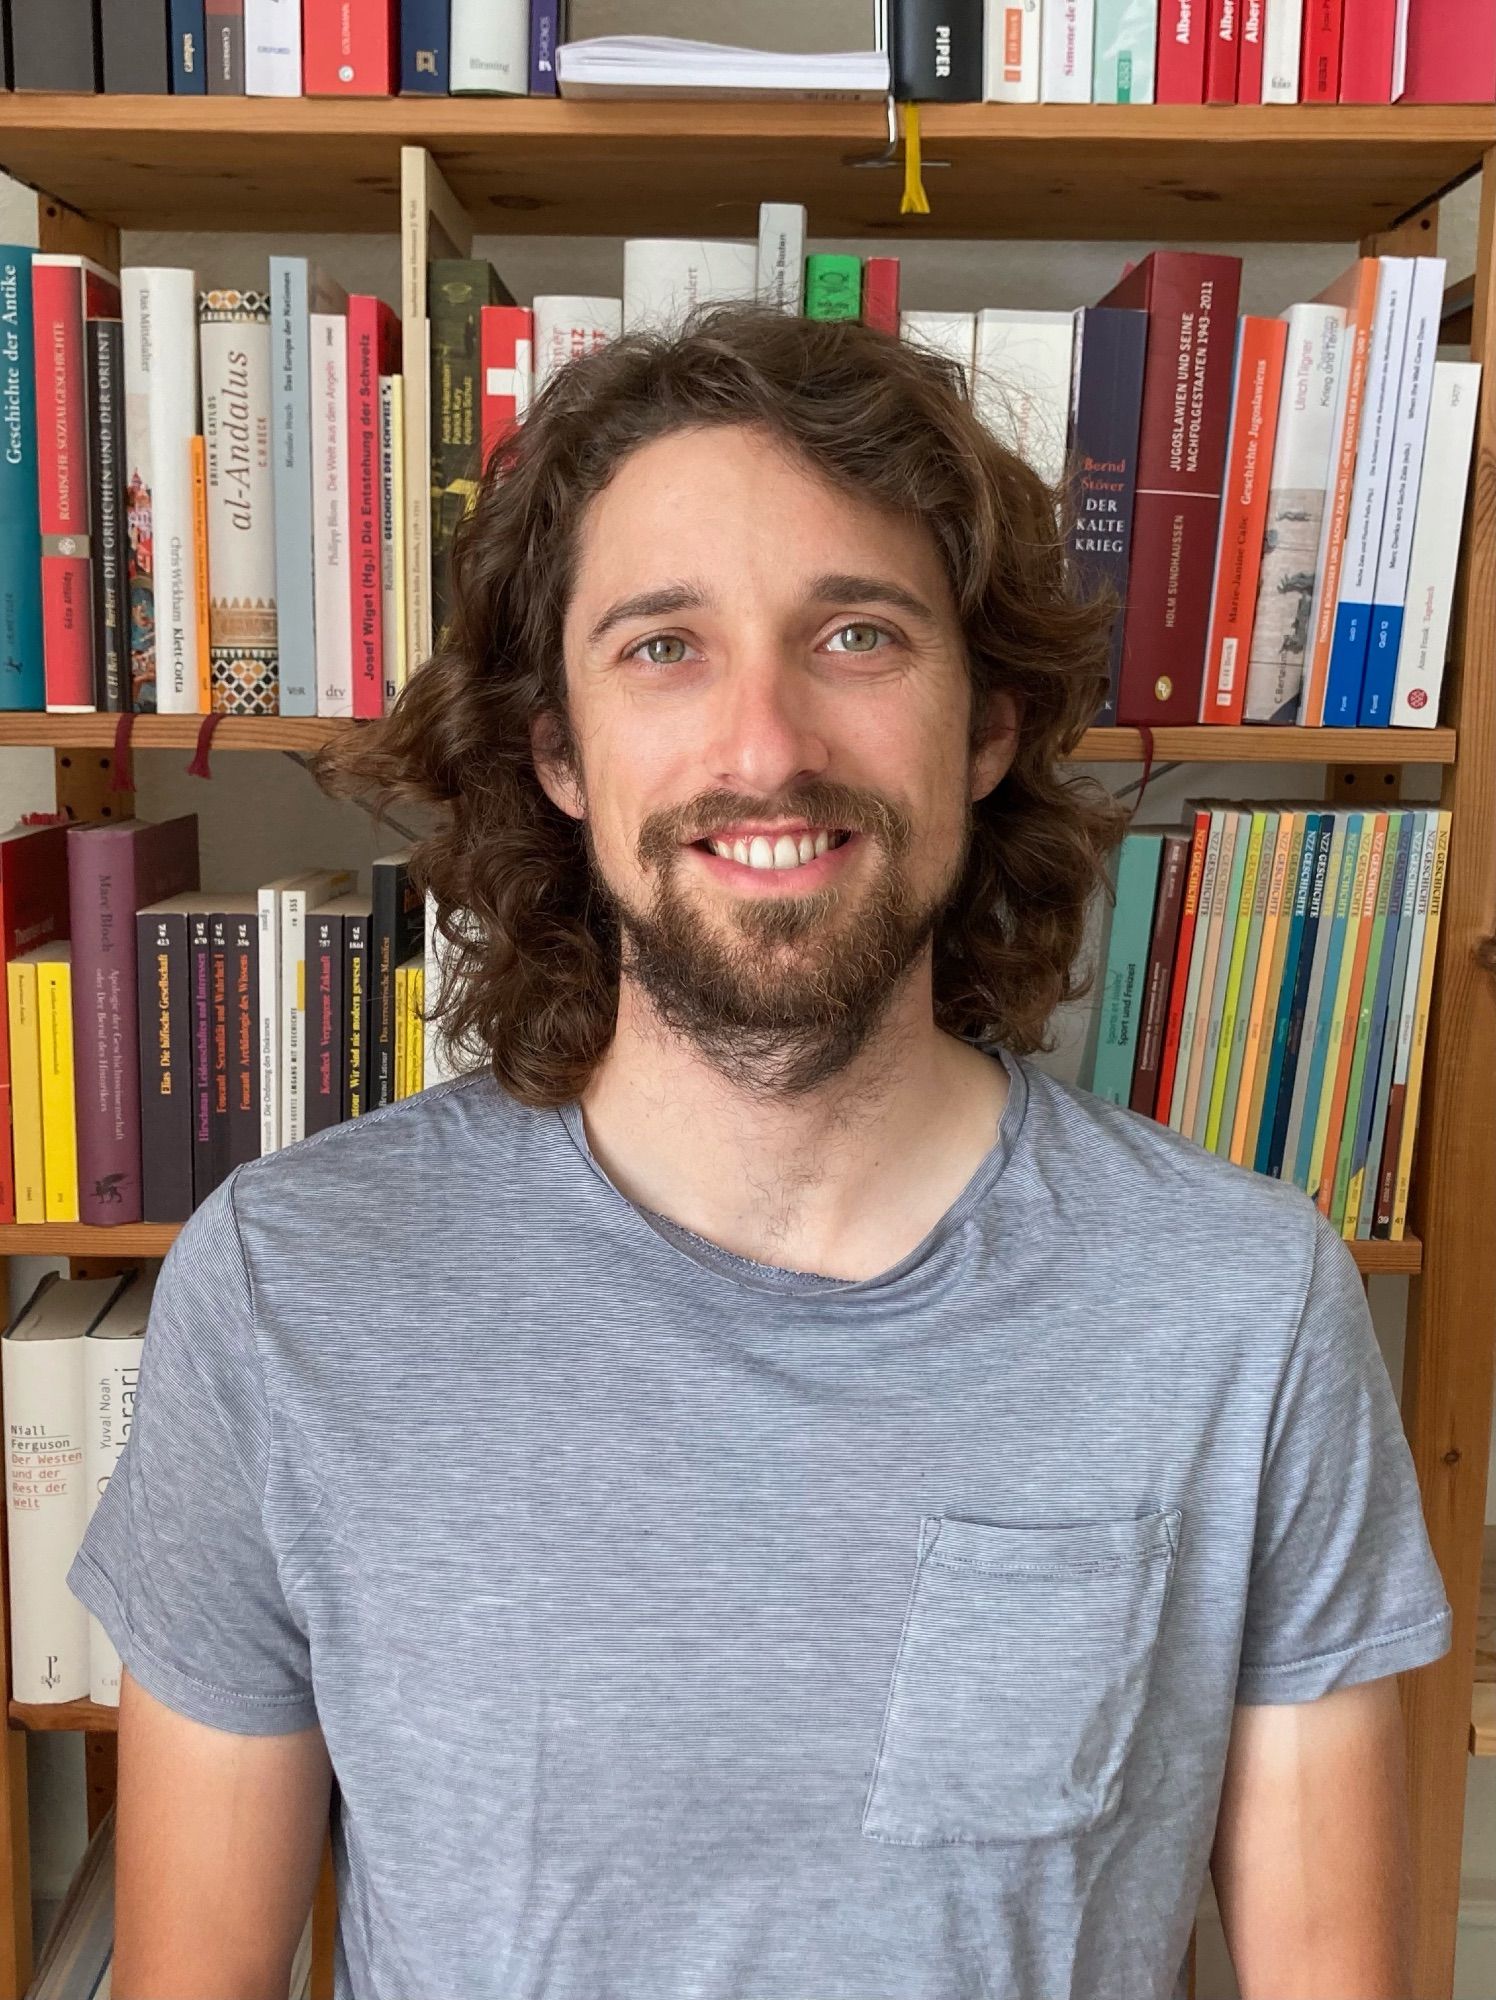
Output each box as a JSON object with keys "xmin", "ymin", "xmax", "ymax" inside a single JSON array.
[{"xmin": 556, "ymin": 35, "xmax": 889, "ymax": 98}]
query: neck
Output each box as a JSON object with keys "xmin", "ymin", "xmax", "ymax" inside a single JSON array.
[{"xmin": 576, "ymin": 960, "xmax": 1011, "ymax": 1280}]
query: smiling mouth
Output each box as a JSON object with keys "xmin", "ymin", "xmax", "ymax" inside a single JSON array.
[{"xmin": 692, "ymin": 829, "xmax": 855, "ymax": 872}]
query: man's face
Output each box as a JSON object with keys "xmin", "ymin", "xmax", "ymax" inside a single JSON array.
[{"xmin": 544, "ymin": 421, "xmax": 1017, "ymax": 1092}]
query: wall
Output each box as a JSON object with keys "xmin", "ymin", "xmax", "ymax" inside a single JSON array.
[{"xmin": 0, "ymin": 164, "xmax": 1490, "ymax": 1994}]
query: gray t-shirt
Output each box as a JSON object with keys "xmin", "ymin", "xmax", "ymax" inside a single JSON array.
[{"xmin": 67, "ymin": 1045, "xmax": 1452, "ymax": 2000}]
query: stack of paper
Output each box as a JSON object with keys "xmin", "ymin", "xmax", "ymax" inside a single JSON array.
[{"xmin": 555, "ymin": 36, "xmax": 890, "ymax": 99}]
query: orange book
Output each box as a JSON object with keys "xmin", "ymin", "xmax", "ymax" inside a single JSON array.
[
  {"xmin": 1314, "ymin": 811, "xmax": 1389, "ymax": 1214},
  {"xmin": 1230, "ymin": 809, "xmax": 1298, "ymax": 1165},
  {"xmin": 191, "ymin": 434, "xmax": 212, "ymax": 713},
  {"xmin": 1152, "ymin": 808, "xmax": 1211, "ymax": 1122},
  {"xmin": 1200, "ymin": 316, "xmax": 1289, "ymax": 725},
  {"xmin": 1301, "ymin": 257, "xmax": 1381, "ymax": 727}
]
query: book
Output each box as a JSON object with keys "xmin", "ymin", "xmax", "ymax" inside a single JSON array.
[
  {"xmin": 1228, "ymin": 810, "xmax": 1299, "ymax": 1163},
  {"xmin": 804, "ymin": 257, "xmax": 861, "ymax": 323},
  {"xmin": 85, "ymin": 318, "xmax": 127, "ymax": 712},
  {"xmin": 310, "ymin": 309, "xmax": 352, "ymax": 715},
  {"xmin": 1352, "ymin": 812, "xmax": 1425, "ymax": 1237},
  {"xmin": 101, "ymin": 0, "xmax": 172, "ymax": 90},
  {"xmin": 245, "ymin": 0, "xmax": 301, "ymax": 92},
  {"xmin": 479, "ymin": 306, "xmax": 532, "ymax": 468},
  {"xmin": 344, "ymin": 899, "xmax": 373, "ymax": 1119},
  {"xmin": 1308, "ymin": 810, "xmax": 1390, "ymax": 1205},
  {"xmin": 971, "ymin": 308, "xmax": 1075, "ymax": 492},
  {"xmin": 554, "ymin": 34, "xmax": 888, "ymax": 96},
  {"xmin": 304, "ymin": 0, "xmax": 396, "ymax": 93},
  {"xmin": 1089, "ymin": 831, "xmax": 1163, "ymax": 1104},
  {"xmin": 1260, "ymin": 813, "xmax": 1333, "ymax": 1179},
  {"xmin": 1301, "ymin": 0, "xmax": 1343, "ymax": 99},
  {"xmin": 306, "ymin": 896, "xmax": 355, "ymax": 1136},
  {"xmin": 379, "ymin": 374, "xmax": 406, "ymax": 710},
  {"xmin": 187, "ymin": 904, "xmax": 215, "ymax": 1203},
  {"xmin": 622, "ymin": 239, "xmax": 758, "ymax": 336},
  {"xmin": 1093, "ymin": 0, "xmax": 1156, "ymax": 100},
  {"xmin": 279, "ymin": 866, "xmax": 356, "ymax": 1147},
  {"xmin": 0, "ymin": 247, "xmax": 45, "ymax": 711},
  {"xmin": 400, "ymin": 0, "xmax": 449, "ymax": 91},
  {"xmin": 6, "ymin": 956, "xmax": 42, "ymax": 1224},
  {"xmin": 224, "ymin": 903, "xmax": 259, "ymax": 1174},
  {"xmin": 371, "ymin": 849, "xmax": 423, "ymax": 1107},
  {"xmin": 135, "ymin": 892, "xmax": 200, "ymax": 1222},
  {"xmin": 1187, "ymin": 806, "xmax": 1249, "ymax": 1146},
  {"xmin": 1066, "ymin": 305, "xmax": 1148, "ymax": 725},
  {"xmin": 77, "ymin": 1273, "xmax": 154, "ymax": 1706},
  {"xmin": 1283, "ymin": 811, "xmax": 1359, "ymax": 1190},
  {"xmin": 1338, "ymin": 0, "xmax": 1398, "ymax": 100},
  {"xmin": 1041, "ymin": 0, "xmax": 1095, "ymax": 99},
  {"xmin": 1167, "ymin": 806, "xmax": 1228, "ymax": 1131},
  {"xmin": 531, "ymin": 296, "xmax": 623, "ymax": 391},
  {"xmin": 348, "ymin": 294, "xmax": 400, "ymax": 716},
  {"xmin": 169, "ymin": 0, "xmax": 207, "ymax": 90},
  {"xmin": 1382, "ymin": 810, "xmax": 1450, "ymax": 1239},
  {"xmin": 1153, "ymin": 806, "xmax": 1211, "ymax": 1122},
  {"xmin": 1206, "ymin": 808, "xmax": 1275, "ymax": 1154},
  {"xmin": 10, "ymin": 0, "xmax": 97, "ymax": 88},
  {"xmin": 122, "ymin": 266, "xmax": 203, "ymax": 715},
  {"xmin": 900, "ymin": 312, "xmax": 976, "ymax": 394},
  {"xmin": 1400, "ymin": 0, "xmax": 1496, "ymax": 101},
  {"xmin": 891, "ymin": 0, "xmax": 984, "ymax": 98},
  {"xmin": 1130, "ymin": 829, "xmax": 1190, "ymax": 1116},
  {"xmin": 200, "ymin": 286, "xmax": 279, "ymax": 715},
  {"xmin": 860, "ymin": 258, "xmax": 901, "ymax": 336},
  {"xmin": 984, "ymin": 0, "xmax": 1040, "ymax": 100},
  {"xmin": 756, "ymin": 204, "xmax": 806, "ymax": 315},
  {"xmin": 451, "ymin": 0, "xmax": 528, "ymax": 93},
  {"xmin": 206, "ymin": 0, "xmax": 246, "ymax": 88},
  {"xmin": 531, "ymin": 0, "xmax": 560, "ymax": 93},
  {"xmin": 1262, "ymin": 0, "xmax": 1303, "ymax": 99},
  {"xmin": 429, "ymin": 262, "xmax": 512, "ymax": 638},
  {"xmin": 1390, "ymin": 361, "xmax": 1482, "ymax": 727},
  {"xmin": 1236, "ymin": 0, "xmax": 1264, "ymax": 98},
  {"xmin": 1157, "ymin": 0, "xmax": 1207, "ymax": 101},
  {"xmin": 1199, "ymin": 315, "xmax": 1288, "ymax": 724},
  {"xmin": 269, "ymin": 258, "xmax": 347, "ymax": 718},
  {"xmin": 1205, "ymin": 0, "xmax": 1239, "ymax": 101},
  {"xmin": 35, "ymin": 944, "xmax": 77, "ymax": 1221},
  {"xmin": 0, "ymin": 825, "xmax": 68, "ymax": 1224},
  {"xmin": 1330, "ymin": 809, "xmax": 1413, "ymax": 1228}
]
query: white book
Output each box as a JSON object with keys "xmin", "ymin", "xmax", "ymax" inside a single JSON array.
[
  {"xmin": 379, "ymin": 375, "xmax": 405, "ymax": 711},
  {"xmin": 5, "ymin": 1275, "xmax": 129, "ymax": 1705},
  {"xmin": 122, "ymin": 266, "xmax": 202, "ymax": 715},
  {"xmin": 245, "ymin": 0, "xmax": 301, "ymax": 93},
  {"xmin": 1391, "ymin": 361, "xmax": 1482, "ymax": 728},
  {"xmin": 984, "ymin": 0, "xmax": 1041, "ymax": 100},
  {"xmin": 1041, "ymin": 0, "xmax": 1095, "ymax": 99},
  {"xmin": 900, "ymin": 311, "xmax": 977, "ymax": 396},
  {"xmin": 279, "ymin": 867, "xmax": 356, "ymax": 1149},
  {"xmin": 309, "ymin": 311, "xmax": 351, "ymax": 718},
  {"xmin": 423, "ymin": 888, "xmax": 480, "ymax": 1087},
  {"xmin": 1093, "ymin": 0, "xmax": 1155, "ymax": 101},
  {"xmin": 199, "ymin": 288, "xmax": 278, "ymax": 717},
  {"xmin": 623, "ymin": 239, "xmax": 759, "ymax": 335},
  {"xmin": 757, "ymin": 203, "xmax": 806, "ymax": 313},
  {"xmin": 971, "ymin": 308, "xmax": 1075, "ymax": 491},
  {"xmin": 451, "ymin": 0, "xmax": 528, "ymax": 92},
  {"xmin": 532, "ymin": 296, "xmax": 624, "ymax": 391},
  {"xmin": 1262, "ymin": 0, "xmax": 1302, "ymax": 100},
  {"xmin": 1244, "ymin": 300, "xmax": 1347, "ymax": 723},
  {"xmin": 79, "ymin": 1275, "xmax": 153, "ymax": 1708}
]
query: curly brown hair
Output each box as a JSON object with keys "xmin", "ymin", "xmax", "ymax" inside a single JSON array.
[{"xmin": 310, "ymin": 299, "xmax": 1130, "ymax": 1107}]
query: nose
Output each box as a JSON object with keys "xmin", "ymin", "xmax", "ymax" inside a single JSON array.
[{"xmin": 703, "ymin": 655, "xmax": 832, "ymax": 798}]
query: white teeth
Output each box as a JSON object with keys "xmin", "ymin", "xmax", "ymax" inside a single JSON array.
[
  {"xmin": 709, "ymin": 839, "xmax": 733, "ymax": 858},
  {"xmin": 814, "ymin": 830, "xmax": 830, "ymax": 856},
  {"xmin": 733, "ymin": 838, "xmax": 749, "ymax": 865},
  {"xmin": 748, "ymin": 836, "xmax": 775, "ymax": 869},
  {"xmin": 773, "ymin": 834, "xmax": 799, "ymax": 868},
  {"xmin": 797, "ymin": 834, "xmax": 815, "ymax": 865}
]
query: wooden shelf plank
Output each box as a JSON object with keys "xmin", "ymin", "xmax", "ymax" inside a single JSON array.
[
  {"xmin": 0, "ymin": 714, "xmax": 1460, "ymax": 764},
  {"xmin": 0, "ymin": 98, "xmax": 1489, "ymax": 241},
  {"xmin": 1474, "ymin": 1524, "xmax": 1495, "ymax": 1756}
]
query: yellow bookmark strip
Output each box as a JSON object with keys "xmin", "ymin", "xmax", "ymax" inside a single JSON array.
[{"xmin": 900, "ymin": 101, "xmax": 931, "ymax": 215}]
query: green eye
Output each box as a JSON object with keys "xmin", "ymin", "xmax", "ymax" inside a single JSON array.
[
  {"xmin": 828, "ymin": 623, "xmax": 889, "ymax": 654},
  {"xmin": 635, "ymin": 635, "xmax": 688, "ymax": 665}
]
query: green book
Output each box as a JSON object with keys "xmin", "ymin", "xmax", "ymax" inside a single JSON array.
[
  {"xmin": 1209, "ymin": 809, "xmax": 1278, "ymax": 1157},
  {"xmin": 1332, "ymin": 810, "xmax": 1410, "ymax": 1232},
  {"xmin": 428, "ymin": 257, "xmax": 514, "ymax": 634},
  {"xmin": 1092, "ymin": 832, "xmax": 1163, "ymax": 1106},
  {"xmin": 804, "ymin": 254, "xmax": 861, "ymax": 321}
]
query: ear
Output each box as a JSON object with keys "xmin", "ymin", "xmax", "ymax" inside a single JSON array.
[
  {"xmin": 970, "ymin": 687, "xmax": 1021, "ymax": 805},
  {"xmin": 530, "ymin": 711, "xmax": 586, "ymax": 821}
]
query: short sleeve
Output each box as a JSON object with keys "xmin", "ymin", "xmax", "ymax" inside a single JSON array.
[
  {"xmin": 1234, "ymin": 1204, "xmax": 1453, "ymax": 1705},
  {"xmin": 66, "ymin": 1169, "xmax": 320, "ymax": 1736}
]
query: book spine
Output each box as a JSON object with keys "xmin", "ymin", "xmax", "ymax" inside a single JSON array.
[
  {"xmin": 1301, "ymin": 0, "xmax": 1343, "ymax": 99},
  {"xmin": 1040, "ymin": 0, "xmax": 1095, "ymax": 98},
  {"xmin": 892, "ymin": 0, "xmax": 985, "ymax": 97},
  {"xmin": 7, "ymin": 960, "xmax": 43, "ymax": 1223},
  {"xmin": 1131, "ymin": 831, "xmax": 1190, "ymax": 1116},
  {"xmin": 1386, "ymin": 811, "xmax": 1450, "ymax": 1238},
  {"xmin": 137, "ymin": 908, "xmax": 193, "ymax": 1222},
  {"xmin": 1168, "ymin": 810, "xmax": 1226, "ymax": 1128},
  {"xmin": 10, "ymin": 0, "xmax": 97, "ymax": 89},
  {"xmin": 1256, "ymin": 814, "xmax": 1326, "ymax": 1175},
  {"xmin": 304, "ymin": 0, "xmax": 395, "ymax": 94},
  {"xmin": 1153, "ymin": 809, "xmax": 1210, "ymax": 1119},
  {"xmin": 400, "ymin": 0, "xmax": 449, "ymax": 90},
  {"xmin": 1285, "ymin": 813, "xmax": 1358, "ymax": 1188},
  {"xmin": 1200, "ymin": 317, "xmax": 1288, "ymax": 723},
  {"xmin": 479, "ymin": 305, "xmax": 531, "ymax": 467},
  {"xmin": 67, "ymin": 837, "xmax": 137, "ymax": 1223},
  {"xmin": 529, "ymin": 0, "xmax": 559, "ymax": 94},
  {"xmin": 345, "ymin": 910, "xmax": 370, "ymax": 1119},
  {"xmin": 269, "ymin": 258, "xmax": 316, "ymax": 715},
  {"xmin": 347, "ymin": 297, "xmax": 394, "ymax": 718},
  {"xmin": 1400, "ymin": 0, "xmax": 1496, "ymax": 102},
  {"xmin": 1374, "ymin": 811, "xmax": 1436, "ymax": 1229},
  {"xmin": 860, "ymin": 258, "xmax": 901, "ymax": 336},
  {"xmin": 169, "ymin": 0, "xmax": 208, "ymax": 92},
  {"xmin": 206, "ymin": 0, "xmax": 246, "ymax": 89},
  {"xmin": 1261, "ymin": 0, "xmax": 1303, "ymax": 99},
  {"xmin": 379, "ymin": 376, "xmax": 402, "ymax": 712},
  {"xmin": 1390, "ymin": 361, "xmax": 1481, "ymax": 727},
  {"xmin": 32, "ymin": 262, "xmax": 96, "ymax": 713},
  {"xmin": 1205, "ymin": 0, "xmax": 1239, "ymax": 100},
  {"xmin": 1237, "ymin": 0, "xmax": 1264, "ymax": 97},
  {"xmin": 529, "ymin": 297, "xmax": 621, "ymax": 392},
  {"xmin": 37, "ymin": 955, "xmax": 77, "ymax": 1221},
  {"xmin": 1354, "ymin": 813, "xmax": 1424, "ymax": 1236},
  {"xmin": 804, "ymin": 256, "xmax": 862, "ymax": 322},
  {"xmin": 1067, "ymin": 305, "xmax": 1147, "ymax": 726},
  {"xmin": 188, "ymin": 909, "xmax": 215, "ymax": 1204},
  {"xmin": 125, "ymin": 268, "xmax": 201, "ymax": 714},
  {"xmin": 101, "ymin": 0, "xmax": 172, "ymax": 90},
  {"xmin": 984, "ymin": 0, "xmax": 1040, "ymax": 100},
  {"xmin": 1093, "ymin": 0, "xmax": 1157, "ymax": 100},
  {"xmin": 245, "ymin": 0, "xmax": 302, "ymax": 93},
  {"xmin": 450, "ymin": 0, "xmax": 527, "ymax": 93},
  {"xmin": 1338, "ymin": 0, "xmax": 1396, "ymax": 99},
  {"xmin": 227, "ymin": 912, "xmax": 258, "ymax": 1168},
  {"xmin": 208, "ymin": 911, "xmax": 234, "ymax": 1195},
  {"xmin": 305, "ymin": 912, "xmax": 343, "ymax": 1136},
  {"xmin": 1334, "ymin": 810, "xmax": 1410, "ymax": 1228},
  {"xmin": 1157, "ymin": 0, "xmax": 1207, "ymax": 100},
  {"xmin": 756, "ymin": 205, "xmax": 807, "ymax": 315},
  {"xmin": 86, "ymin": 320, "xmax": 126, "ymax": 711},
  {"xmin": 256, "ymin": 885, "xmax": 281, "ymax": 1152},
  {"xmin": 2, "ymin": 1319, "xmax": 90, "ymax": 1702},
  {"xmin": 310, "ymin": 311, "xmax": 352, "ymax": 716},
  {"xmin": 1206, "ymin": 810, "xmax": 1272, "ymax": 1152},
  {"xmin": 1093, "ymin": 834, "xmax": 1162, "ymax": 1105},
  {"xmin": 0, "ymin": 252, "xmax": 44, "ymax": 711},
  {"xmin": 191, "ymin": 433, "xmax": 211, "ymax": 711},
  {"xmin": 1230, "ymin": 812, "xmax": 1297, "ymax": 1162},
  {"xmin": 200, "ymin": 288, "xmax": 279, "ymax": 716}
]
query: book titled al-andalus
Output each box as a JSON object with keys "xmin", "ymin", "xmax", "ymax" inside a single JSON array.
[
  {"xmin": 200, "ymin": 287, "xmax": 279, "ymax": 714},
  {"xmin": 122, "ymin": 266, "xmax": 203, "ymax": 714}
]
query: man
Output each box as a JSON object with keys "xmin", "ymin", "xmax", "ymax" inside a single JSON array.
[{"xmin": 69, "ymin": 304, "xmax": 1451, "ymax": 2000}]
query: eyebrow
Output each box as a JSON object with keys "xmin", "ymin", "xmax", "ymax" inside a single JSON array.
[{"xmin": 584, "ymin": 571, "xmax": 940, "ymax": 649}]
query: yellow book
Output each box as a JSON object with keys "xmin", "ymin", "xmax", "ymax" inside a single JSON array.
[
  {"xmin": 1205, "ymin": 809, "xmax": 1269, "ymax": 1154},
  {"xmin": 394, "ymin": 960, "xmax": 408, "ymax": 1101},
  {"xmin": 1307, "ymin": 810, "xmax": 1385, "ymax": 1201},
  {"xmin": 1231, "ymin": 811, "xmax": 1300, "ymax": 1167},
  {"xmin": 7, "ymin": 956, "xmax": 45, "ymax": 1224},
  {"xmin": 1391, "ymin": 811, "xmax": 1453, "ymax": 1240},
  {"xmin": 35, "ymin": 946, "xmax": 77, "ymax": 1223},
  {"xmin": 411, "ymin": 964, "xmax": 424, "ymax": 1095}
]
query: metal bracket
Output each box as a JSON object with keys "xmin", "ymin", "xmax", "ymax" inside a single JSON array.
[{"xmin": 843, "ymin": 94, "xmax": 953, "ymax": 172}]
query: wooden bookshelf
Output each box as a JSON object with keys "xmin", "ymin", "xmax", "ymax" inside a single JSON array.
[{"xmin": 0, "ymin": 97, "xmax": 1487, "ymax": 2000}]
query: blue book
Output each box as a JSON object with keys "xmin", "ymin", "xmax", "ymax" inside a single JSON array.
[
  {"xmin": 0, "ymin": 248, "xmax": 44, "ymax": 712},
  {"xmin": 1289, "ymin": 812, "xmax": 1364, "ymax": 1192},
  {"xmin": 1067, "ymin": 305, "xmax": 1148, "ymax": 726},
  {"xmin": 1091, "ymin": 831, "xmax": 1163, "ymax": 1106},
  {"xmin": 170, "ymin": 0, "xmax": 207, "ymax": 91},
  {"xmin": 400, "ymin": 0, "xmax": 450, "ymax": 92},
  {"xmin": 1337, "ymin": 810, "xmax": 1414, "ymax": 1232},
  {"xmin": 530, "ymin": 0, "xmax": 559, "ymax": 92},
  {"xmin": 1258, "ymin": 813, "xmax": 1328, "ymax": 1179}
]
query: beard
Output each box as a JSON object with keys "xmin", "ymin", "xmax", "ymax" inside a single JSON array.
[{"xmin": 587, "ymin": 777, "xmax": 969, "ymax": 1099}]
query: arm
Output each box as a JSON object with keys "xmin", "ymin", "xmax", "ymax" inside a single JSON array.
[
  {"xmin": 113, "ymin": 1667, "xmax": 334, "ymax": 2000},
  {"xmin": 1210, "ymin": 1673, "xmax": 1415, "ymax": 2000}
]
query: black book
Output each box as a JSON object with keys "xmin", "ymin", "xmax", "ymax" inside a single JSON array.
[
  {"xmin": 370, "ymin": 850, "xmax": 423, "ymax": 1110},
  {"xmin": 136, "ymin": 894, "xmax": 197, "ymax": 1224},
  {"xmin": 305, "ymin": 903, "xmax": 346, "ymax": 1138},
  {"xmin": 1067, "ymin": 305, "xmax": 1148, "ymax": 729},
  {"xmin": 890, "ymin": 0, "xmax": 984, "ymax": 101},
  {"xmin": 86, "ymin": 319, "xmax": 128, "ymax": 711},
  {"xmin": 10, "ymin": 0, "xmax": 98, "ymax": 89},
  {"xmin": 343, "ymin": 900, "xmax": 373, "ymax": 1122},
  {"xmin": 206, "ymin": 0, "xmax": 244, "ymax": 91},
  {"xmin": 101, "ymin": 0, "xmax": 172, "ymax": 91},
  {"xmin": 188, "ymin": 907, "xmax": 217, "ymax": 1205},
  {"xmin": 226, "ymin": 908, "xmax": 259, "ymax": 1169}
]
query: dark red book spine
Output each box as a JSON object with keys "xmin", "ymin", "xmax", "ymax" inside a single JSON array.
[
  {"xmin": 1157, "ymin": 0, "xmax": 1208, "ymax": 100},
  {"xmin": 347, "ymin": 294, "xmax": 400, "ymax": 719},
  {"xmin": 1205, "ymin": 0, "xmax": 1239, "ymax": 99},
  {"xmin": 0, "ymin": 827, "xmax": 70, "ymax": 1225},
  {"xmin": 1301, "ymin": 0, "xmax": 1344, "ymax": 100},
  {"xmin": 860, "ymin": 258, "xmax": 901, "ymax": 336},
  {"xmin": 33, "ymin": 262, "xmax": 94, "ymax": 711},
  {"xmin": 1236, "ymin": 0, "xmax": 1264, "ymax": 99},
  {"xmin": 303, "ymin": 0, "xmax": 396, "ymax": 94},
  {"xmin": 1130, "ymin": 831, "xmax": 1191, "ymax": 1115},
  {"xmin": 1093, "ymin": 251, "xmax": 1243, "ymax": 727},
  {"xmin": 1338, "ymin": 0, "xmax": 1396, "ymax": 100},
  {"xmin": 1401, "ymin": 0, "xmax": 1496, "ymax": 101}
]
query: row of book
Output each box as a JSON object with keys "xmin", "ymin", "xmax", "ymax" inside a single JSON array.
[
  {"xmin": 0, "ymin": 206, "xmax": 1478, "ymax": 728},
  {"xmin": 0, "ymin": 814, "xmax": 453, "ymax": 1231},
  {"xmin": 5, "ymin": 0, "xmax": 1489, "ymax": 105},
  {"xmin": 1081, "ymin": 798, "xmax": 1449, "ymax": 1241}
]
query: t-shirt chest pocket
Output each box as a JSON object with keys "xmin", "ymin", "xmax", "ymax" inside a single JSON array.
[{"xmin": 861, "ymin": 1506, "xmax": 1182, "ymax": 1847}]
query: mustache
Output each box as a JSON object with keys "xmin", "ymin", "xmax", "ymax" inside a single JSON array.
[{"xmin": 636, "ymin": 781, "xmax": 913, "ymax": 872}]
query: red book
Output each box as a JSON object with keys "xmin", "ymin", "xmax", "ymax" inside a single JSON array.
[
  {"xmin": 1301, "ymin": 0, "xmax": 1344, "ymax": 100},
  {"xmin": 1157, "ymin": 0, "xmax": 1208, "ymax": 101},
  {"xmin": 860, "ymin": 258, "xmax": 901, "ymax": 336},
  {"xmin": 0, "ymin": 825, "xmax": 69, "ymax": 1226},
  {"xmin": 1093, "ymin": 251, "xmax": 1243, "ymax": 728},
  {"xmin": 1205, "ymin": 0, "xmax": 1239, "ymax": 100},
  {"xmin": 1401, "ymin": 0, "xmax": 1496, "ymax": 101},
  {"xmin": 1152, "ymin": 810, "xmax": 1211, "ymax": 1124},
  {"xmin": 479, "ymin": 305, "xmax": 533, "ymax": 469},
  {"xmin": 346, "ymin": 296, "xmax": 400, "ymax": 720},
  {"xmin": 1199, "ymin": 316, "xmax": 1289, "ymax": 725},
  {"xmin": 303, "ymin": 0, "xmax": 396, "ymax": 95},
  {"xmin": 1339, "ymin": 0, "xmax": 1397, "ymax": 100},
  {"xmin": 32, "ymin": 256, "xmax": 120, "ymax": 714},
  {"xmin": 1236, "ymin": 0, "xmax": 1265, "ymax": 99}
]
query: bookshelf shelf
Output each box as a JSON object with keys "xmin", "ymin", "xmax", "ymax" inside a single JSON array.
[
  {"xmin": 0, "ymin": 714, "xmax": 1461, "ymax": 764},
  {"xmin": 0, "ymin": 98, "xmax": 1489, "ymax": 242}
]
